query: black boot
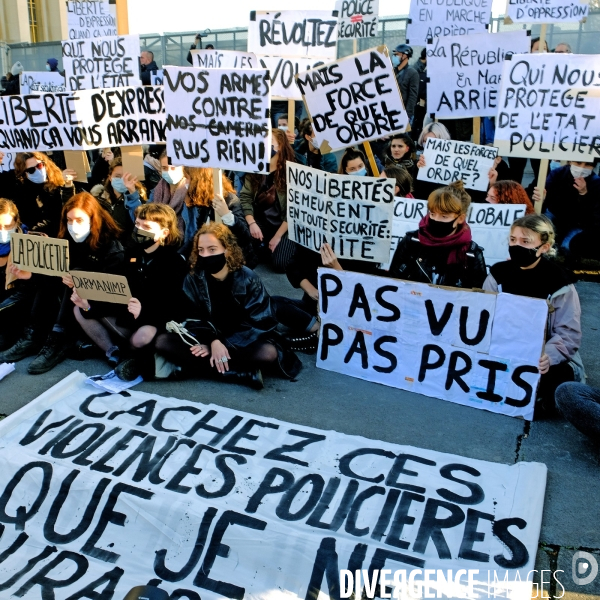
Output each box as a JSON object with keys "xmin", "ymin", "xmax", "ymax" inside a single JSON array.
[
  {"xmin": 28, "ymin": 331, "xmax": 70, "ymax": 374},
  {"xmin": 217, "ymin": 368, "xmax": 264, "ymax": 390},
  {"xmin": 0, "ymin": 327, "xmax": 41, "ymax": 362}
]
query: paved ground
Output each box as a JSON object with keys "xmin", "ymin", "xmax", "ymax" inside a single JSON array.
[{"xmin": 0, "ymin": 266, "xmax": 599, "ymax": 599}]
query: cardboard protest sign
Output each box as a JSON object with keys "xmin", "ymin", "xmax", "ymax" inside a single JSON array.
[
  {"xmin": 248, "ymin": 10, "xmax": 338, "ymax": 59},
  {"xmin": 258, "ymin": 56, "xmax": 325, "ymax": 100},
  {"xmin": 0, "ymin": 371, "xmax": 546, "ymax": 598},
  {"xmin": 10, "ymin": 233, "xmax": 69, "ymax": 276},
  {"xmin": 163, "ymin": 66, "xmax": 271, "ymax": 172},
  {"xmin": 72, "ymin": 270, "xmax": 132, "ymax": 304},
  {"xmin": 383, "ymin": 198, "xmax": 527, "ymax": 269},
  {"xmin": 418, "ymin": 138, "xmax": 498, "ymax": 191},
  {"xmin": 505, "ymin": 0, "xmax": 589, "ymax": 23},
  {"xmin": 335, "ymin": 0, "xmax": 379, "ymax": 39},
  {"xmin": 406, "ymin": 0, "xmax": 492, "ymax": 45},
  {"xmin": 297, "ymin": 47, "xmax": 408, "ymax": 153},
  {"xmin": 62, "ymin": 34, "xmax": 142, "ymax": 91},
  {"xmin": 495, "ymin": 53, "xmax": 600, "ymax": 161},
  {"xmin": 191, "ymin": 49, "xmax": 258, "ymax": 69},
  {"xmin": 150, "ymin": 69, "xmax": 163, "ymax": 85},
  {"xmin": 0, "ymin": 85, "xmax": 165, "ymax": 152},
  {"xmin": 287, "ymin": 163, "xmax": 394, "ymax": 262},
  {"xmin": 19, "ymin": 71, "xmax": 66, "ymax": 95},
  {"xmin": 427, "ymin": 30, "xmax": 530, "ymax": 119},
  {"xmin": 64, "ymin": 149, "xmax": 91, "ymax": 182},
  {"xmin": 66, "ymin": 0, "xmax": 117, "ymax": 39},
  {"xmin": 318, "ymin": 268, "xmax": 547, "ymax": 420}
]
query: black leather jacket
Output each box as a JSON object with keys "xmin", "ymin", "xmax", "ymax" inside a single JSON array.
[{"xmin": 389, "ymin": 230, "xmax": 487, "ymax": 289}]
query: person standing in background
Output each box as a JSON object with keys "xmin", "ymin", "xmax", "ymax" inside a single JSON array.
[
  {"xmin": 392, "ymin": 44, "xmax": 419, "ymax": 125},
  {"xmin": 140, "ymin": 50, "xmax": 159, "ymax": 85},
  {"xmin": 411, "ymin": 48, "xmax": 427, "ymax": 142}
]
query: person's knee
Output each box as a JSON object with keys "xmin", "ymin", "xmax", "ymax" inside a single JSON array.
[{"xmin": 131, "ymin": 327, "xmax": 156, "ymax": 348}]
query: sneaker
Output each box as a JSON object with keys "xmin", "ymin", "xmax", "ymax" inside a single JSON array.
[
  {"xmin": 287, "ymin": 330, "xmax": 318, "ymax": 353},
  {"xmin": 27, "ymin": 332, "xmax": 70, "ymax": 375},
  {"xmin": 115, "ymin": 358, "xmax": 142, "ymax": 381},
  {"xmin": 0, "ymin": 327, "xmax": 40, "ymax": 362},
  {"xmin": 107, "ymin": 347, "xmax": 122, "ymax": 368}
]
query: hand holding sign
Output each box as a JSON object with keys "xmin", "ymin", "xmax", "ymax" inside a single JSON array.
[
  {"xmin": 128, "ymin": 298, "xmax": 142, "ymax": 319},
  {"xmin": 320, "ymin": 243, "xmax": 342, "ymax": 270},
  {"xmin": 70, "ymin": 289, "xmax": 90, "ymax": 311},
  {"xmin": 212, "ymin": 194, "xmax": 230, "ymax": 218},
  {"xmin": 8, "ymin": 263, "xmax": 32, "ymax": 280},
  {"xmin": 123, "ymin": 172, "xmax": 138, "ymax": 194}
]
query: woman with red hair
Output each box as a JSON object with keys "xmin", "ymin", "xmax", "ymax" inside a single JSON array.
[
  {"xmin": 486, "ymin": 180, "xmax": 534, "ymax": 215},
  {"xmin": 0, "ymin": 192, "xmax": 124, "ymax": 374}
]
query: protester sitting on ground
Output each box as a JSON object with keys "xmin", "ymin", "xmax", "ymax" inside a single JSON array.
[
  {"xmin": 154, "ymin": 222, "xmax": 302, "ymax": 389},
  {"xmin": 101, "ymin": 157, "xmax": 147, "ymax": 240},
  {"xmin": 0, "ymin": 199, "xmax": 32, "ymax": 351},
  {"xmin": 384, "ymin": 133, "xmax": 417, "ymax": 179},
  {"xmin": 532, "ymin": 160, "xmax": 600, "ymax": 260},
  {"xmin": 554, "ymin": 42, "xmax": 572, "ymax": 53},
  {"xmin": 555, "ymin": 382, "xmax": 600, "ymax": 438},
  {"xmin": 389, "ymin": 181, "xmax": 486, "ymax": 287},
  {"xmin": 139, "ymin": 50, "xmax": 159, "ymax": 85},
  {"xmin": 294, "ymin": 119, "xmax": 337, "ymax": 173},
  {"xmin": 0, "ymin": 193, "xmax": 124, "ymax": 373},
  {"xmin": 483, "ymin": 214, "xmax": 584, "ymax": 416},
  {"xmin": 339, "ymin": 148, "xmax": 373, "ymax": 176},
  {"xmin": 180, "ymin": 167, "xmax": 256, "ymax": 266},
  {"xmin": 72, "ymin": 204, "xmax": 188, "ymax": 379},
  {"xmin": 46, "ymin": 58, "xmax": 60, "ymax": 72},
  {"xmin": 486, "ymin": 180, "xmax": 534, "ymax": 214},
  {"xmin": 240, "ymin": 129, "xmax": 303, "ymax": 271},
  {"xmin": 143, "ymin": 144, "xmax": 163, "ymax": 192},
  {"xmin": 0, "ymin": 151, "xmax": 76, "ymax": 237},
  {"xmin": 381, "ymin": 165, "xmax": 414, "ymax": 198},
  {"xmin": 89, "ymin": 147, "xmax": 121, "ymax": 187}
]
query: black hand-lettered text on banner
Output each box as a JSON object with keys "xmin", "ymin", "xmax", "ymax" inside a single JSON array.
[
  {"xmin": 0, "ymin": 85, "xmax": 166, "ymax": 152},
  {"xmin": 426, "ymin": 30, "xmax": 530, "ymax": 119},
  {"xmin": 287, "ymin": 162, "xmax": 394, "ymax": 262},
  {"xmin": 20, "ymin": 72, "xmax": 66, "ymax": 95},
  {"xmin": 62, "ymin": 34, "xmax": 142, "ymax": 91},
  {"xmin": 335, "ymin": 0, "xmax": 380, "ymax": 40},
  {"xmin": 67, "ymin": 0, "xmax": 117, "ymax": 40},
  {"xmin": 258, "ymin": 56, "xmax": 326, "ymax": 100},
  {"xmin": 0, "ymin": 372, "xmax": 546, "ymax": 598},
  {"xmin": 505, "ymin": 0, "xmax": 589, "ymax": 24},
  {"xmin": 495, "ymin": 53, "xmax": 600, "ymax": 160},
  {"xmin": 163, "ymin": 66, "xmax": 271, "ymax": 172},
  {"xmin": 407, "ymin": 0, "xmax": 492, "ymax": 46},
  {"xmin": 248, "ymin": 10, "xmax": 339, "ymax": 60},
  {"xmin": 191, "ymin": 50, "xmax": 258, "ymax": 70},
  {"xmin": 318, "ymin": 268, "xmax": 547, "ymax": 421},
  {"xmin": 297, "ymin": 47, "xmax": 408, "ymax": 153}
]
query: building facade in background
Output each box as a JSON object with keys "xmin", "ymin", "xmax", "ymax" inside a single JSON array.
[{"xmin": 0, "ymin": 0, "xmax": 66, "ymax": 43}]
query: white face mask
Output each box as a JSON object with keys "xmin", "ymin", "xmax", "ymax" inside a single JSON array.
[
  {"xmin": 570, "ymin": 165, "xmax": 593, "ymax": 179},
  {"xmin": 278, "ymin": 125, "xmax": 288, "ymax": 132},
  {"xmin": 162, "ymin": 166, "xmax": 184, "ymax": 185},
  {"xmin": 26, "ymin": 166, "xmax": 47, "ymax": 184},
  {"xmin": 68, "ymin": 222, "xmax": 91, "ymax": 243},
  {"xmin": 0, "ymin": 228, "xmax": 16, "ymax": 244},
  {"xmin": 45, "ymin": 64, "xmax": 51, "ymax": 71}
]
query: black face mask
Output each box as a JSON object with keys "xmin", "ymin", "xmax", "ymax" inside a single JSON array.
[
  {"xmin": 427, "ymin": 217, "xmax": 457, "ymax": 238},
  {"xmin": 131, "ymin": 227, "xmax": 156, "ymax": 249},
  {"xmin": 509, "ymin": 244, "xmax": 541, "ymax": 267},
  {"xmin": 197, "ymin": 252, "xmax": 227, "ymax": 274}
]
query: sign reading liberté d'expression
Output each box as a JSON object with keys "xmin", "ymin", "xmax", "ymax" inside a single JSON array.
[
  {"xmin": 66, "ymin": 0, "xmax": 117, "ymax": 39},
  {"xmin": 163, "ymin": 66, "xmax": 271, "ymax": 172},
  {"xmin": 427, "ymin": 30, "xmax": 530, "ymax": 119},
  {"xmin": 297, "ymin": 47, "xmax": 408, "ymax": 153},
  {"xmin": 495, "ymin": 52, "xmax": 600, "ymax": 161}
]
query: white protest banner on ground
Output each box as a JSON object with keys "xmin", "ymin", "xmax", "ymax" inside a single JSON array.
[
  {"xmin": 62, "ymin": 35, "xmax": 142, "ymax": 91},
  {"xmin": 150, "ymin": 69, "xmax": 163, "ymax": 85},
  {"xmin": 191, "ymin": 49, "xmax": 258, "ymax": 70},
  {"xmin": 406, "ymin": 0, "xmax": 492, "ymax": 46},
  {"xmin": 258, "ymin": 56, "xmax": 325, "ymax": 100},
  {"xmin": 496, "ymin": 53, "xmax": 600, "ymax": 161},
  {"xmin": 383, "ymin": 198, "xmax": 527, "ymax": 269},
  {"xmin": 19, "ymin": 71, "xmax": 66, "ymax": 95},
  {"xmin": 163, "ymin": 66, "xmax": 270, "ymax": 172},
  {"xmin": 505, "ymin": 0, "xmax": 589, "ymax": 23},
  {"xmin": 248, "ymin": 10, "xmax": 339, "ymax": 59},
  {"xmin": 297, "ymin": 47, "xmax": 408, "ymax": 153},
  {"xmin": 418, "ymin": 138, "xmax": 498, "ymax": 191},
  {"xmin": 10, "ymin": 233, "xmax": 69, "ymax": 276},
  {"xmin": 427, "ymin": 30, "xmax": 530, "ymax": 119},
  {"xmin": 287, "ymin": 162, "xmax": 394, "ymax": 262},
  {"xmin": 66, "ymin": 0, "xmax": 117, "ymax": 39},
  {"xmin": 335, "ymin": 0, "xmax": 379, "ymax": 39},
  {"xmin": 318, "ymin": 268, "xmax": 547, "ymax": 420},
  {"xmin": 0, "ymin": 371, "xmax": 546, "ymax": 598},
  {"xmin": 0, "ymin": 85, "xmax": 166, "ymax": 152}
]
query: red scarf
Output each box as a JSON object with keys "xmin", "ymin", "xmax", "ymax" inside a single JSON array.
[{"xmin": 417, "ymin": 215, "xmax": 473, "ymax": 265}]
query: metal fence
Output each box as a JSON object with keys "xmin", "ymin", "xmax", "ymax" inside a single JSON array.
[{"xmin": 5, "ymin": 12, "xmax": 600, "ymax": 73}]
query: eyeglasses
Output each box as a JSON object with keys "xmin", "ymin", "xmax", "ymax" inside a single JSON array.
[{"xmin": 24, "ymin": 161, "xmax": 44, "ymax": 175}]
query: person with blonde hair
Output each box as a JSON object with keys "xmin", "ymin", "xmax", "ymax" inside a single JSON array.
[
  {"xmin": 71, "ymin": 203, "xmax": 188, "ymax": 379},
  {"xmin": 155, "ymin": 222, "xmax": 301, "ymax": 388},
  {"xmin": 388, "ymin": 181, "xmax": 486, "ymax": 287},
  {"xmin": 483, "ymin": 214, "xmax": 584, "ymax": 416}
]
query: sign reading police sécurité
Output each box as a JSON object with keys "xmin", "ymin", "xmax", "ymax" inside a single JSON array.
[{"xmin": 10, "ymin": 233, "xmax": 70, "ymax": 277}]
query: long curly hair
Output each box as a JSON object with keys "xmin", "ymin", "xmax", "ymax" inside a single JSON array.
[
  {"xmin": 183, "ymin": 167, "xmax": 235, "ymax": 208},
  {"xmin": 190, "ymin": 222, "xmax": 245, "ymax": 273},
  {"xmin": 135, "ymin": 203, "xmax": 182, "ymax": 247},
  {"xmin": 58, "ymin": 192, "xmax": 122, "ymax": 251},
  {"xmin": 104, "ymin": 157, "xmax": 148, "ymax": 205},
  {"xmin": 490, "ymin": 180, "xmax": 534, "ymax": 214},
  {"xmin": 14, "ymin": 152, "xmax": 65, "ymax": 191},
  {"xmin": 247, "ymin": 128, "xmax": 297, "ymax": 193}
]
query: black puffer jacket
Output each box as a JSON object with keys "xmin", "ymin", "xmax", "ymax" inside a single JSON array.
[
  {"xmin": 140, "ymin": 60, "xmax": 159, "ymax": 85},
  {"xmin": 389, "ymin": 230, "xmax": 487, "ymax": 289}
]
